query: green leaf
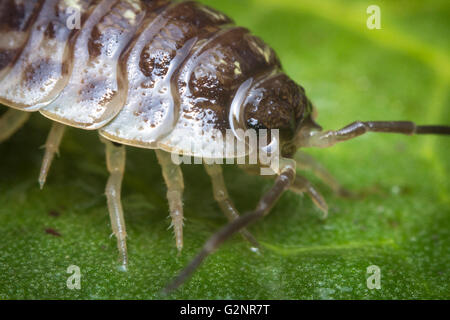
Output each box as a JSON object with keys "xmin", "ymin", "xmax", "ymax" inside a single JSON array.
[{"xmin": 0, "ymin": 0, "xmax": 448, "ymax": 299}]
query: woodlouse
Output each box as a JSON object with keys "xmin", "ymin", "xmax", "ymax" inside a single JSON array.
[{"xmin": 0, "ymin": 0, "xmax": 449, "ymax": 293}]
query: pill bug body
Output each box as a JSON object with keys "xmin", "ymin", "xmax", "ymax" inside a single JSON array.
[
  {"xmin": 0, "ymin": 0, "xmax": 449, "ymax": 292},
  {"xmin": 0, "ymin": 0, "xmax": 305, "ymax": 157}
]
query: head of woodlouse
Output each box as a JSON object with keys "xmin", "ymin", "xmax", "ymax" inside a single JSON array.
[{"xmin": 242, "ymin": 73, "xmax": 320, "ymax": 158}]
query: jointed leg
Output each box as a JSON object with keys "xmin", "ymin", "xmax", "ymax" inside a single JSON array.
[
  {"xmin": 0, "ymin": 109, "xmax": 30, "ymax": 143},
  {"xmin": 298, "ymin": 121, "xmax": 450, "ymax": 148},
  {"xmin": 204, "ymin": 164, "xmax": 259, "ymax": 248},
  {"xmin": 155, "ymin": 149, "xmax": 185, "ymax": 253},
  {"xmin": 240, "ymin": 163, "xmax": 328, "ymax": 217},
  {"xmin": 294, "ymin": 151, "xmax": 351, "ymax": 197},
  {"xmin": 289, "ymin": 174, "xmax": 328, "ymax": 218},
  {"xmin": 103, "ymin": 139, "xmax": 128, "ymax": 270},
  {"xmin": 39, "ymin": 122, "xmax": 65, "ymax": 189},
  {"xmin": 164, "ymin": 159, "xmax": 296, "ymax": 293}
]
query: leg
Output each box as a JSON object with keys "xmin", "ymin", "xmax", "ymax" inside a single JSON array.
[
  {"xmin": 298, "ymin": 121, "xmax": 450, "ymax": 148},
  {"xmin": 0, "ymin": 109, "xmax": 30, "ymax": 143},
  {"xmin": 240, "ymin": 163, "xmax": 328, "ymax": 217},
  {"xmin": 289, "ymin": 174, "xmax": 328, "ymax": 218},
  {"xmin": 155, "ymin": 149, "xmax": 184, "ymax": 253},
  {"xmin": 204, "ymin": 164, "xmax": 259, "ymax": 248},
  {"xmin": 164, "ymin": 159, "xmax": 296, "ymax": 293},
  {"xmin": 103, "ymin": 139, "xmax": 128, "ymax": 270},
  {"xmin": 294, "ymin": 151, "xmax": 351, "ymax": 197},
  {"xmin": 39, "ymin": 122, "xmax": 65, "ymax": 189}
]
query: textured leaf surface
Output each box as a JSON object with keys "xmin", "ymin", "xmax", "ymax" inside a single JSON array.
[{"xmin": 0, "ymin": 0, "xmax": 449, "ymax": 299}]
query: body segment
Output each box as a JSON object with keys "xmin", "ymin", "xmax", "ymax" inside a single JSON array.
[
  {"xmin": 0, "ymin": 0, "xmax": 295, "ymax": 157},
  {"xmin": 0, "ymin": 0, "xmax": 42, "ymax": 81},
  {"xmin": 0, "ymin": 0, "xmax": 94, "ymax": 110},
  {"xmin": 40, "ymin": 0, "xmax": 148, "ymax": 129}
]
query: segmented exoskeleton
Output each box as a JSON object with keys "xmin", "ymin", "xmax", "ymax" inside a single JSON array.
[{"xmin": 0, "ymin": 0, "xmax": 449, "ymax": 292}]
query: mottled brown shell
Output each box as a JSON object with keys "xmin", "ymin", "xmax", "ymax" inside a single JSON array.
[{"xmin": 0, "ymin": 0, "xmax": 308, "ymax": 158}]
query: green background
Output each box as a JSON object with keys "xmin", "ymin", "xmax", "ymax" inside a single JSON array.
[{"xmin": 0, "ymin": 0, "xmax": 448, "ymax": 299}]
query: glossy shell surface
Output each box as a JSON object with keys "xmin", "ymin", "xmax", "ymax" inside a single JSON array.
[{"xmin": 0, "ymin": 0, "xmax": 304, "ymax": 158}]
